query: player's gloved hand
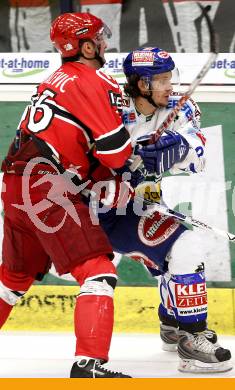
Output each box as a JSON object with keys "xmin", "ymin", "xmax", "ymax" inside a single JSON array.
[
  {"xmin": 115, "ymin": 160, "xmax": 146, "ymax": 188},
  {"xmin": 135, "ymin": 131, "xmax": 189, "ymax": 175}
]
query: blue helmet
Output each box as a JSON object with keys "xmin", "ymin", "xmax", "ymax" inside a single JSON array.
[{"xmin": 123, "ymin": 47, "xmax": 175, "ymax": 79}]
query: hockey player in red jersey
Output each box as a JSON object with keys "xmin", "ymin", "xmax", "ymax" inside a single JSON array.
[{"xmin": 0, "ymin": 12, "xmax": 132, "ymax": 378}]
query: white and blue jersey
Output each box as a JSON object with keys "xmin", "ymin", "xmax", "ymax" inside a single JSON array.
[
  {"xmin": 98, "ymin": 94, "xmax": 205, "ymax": 271},
  {"xmin": 93, "ymin": 93, "xmax": 207, "ymax": 325},
  {"xmin": 122, "ymin": 92, "xmax": 206, "ymax": 176}
]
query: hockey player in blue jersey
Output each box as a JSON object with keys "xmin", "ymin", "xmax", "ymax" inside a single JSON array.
[{"xmin": 97, "ymin": 47, "xmax": 232, "ymax": 373}]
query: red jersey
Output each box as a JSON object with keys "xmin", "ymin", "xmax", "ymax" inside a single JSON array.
[{"xmin": 19, "ymin": 62, "xmax": 132, "ymax": 180}]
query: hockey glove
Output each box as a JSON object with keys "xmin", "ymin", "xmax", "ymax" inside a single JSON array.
[
  {"xmin": 114, "ymin": 160, "xmax": 146, "ymax": 188},
  {"xmin": 135, "ymin": 131, "xmax": 189, "ymax": 175}
]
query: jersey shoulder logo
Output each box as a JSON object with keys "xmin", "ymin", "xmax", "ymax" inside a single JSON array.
[{"xmin": 122, "ymin": 110, "xmax": 136, "ymax": 125}]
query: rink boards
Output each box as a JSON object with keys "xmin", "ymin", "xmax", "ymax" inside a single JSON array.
[
  {"xmin": 3, "ymin": 286, "xmax": 235, "ymax": 335},
  {"xmin": 1, "ymin": 102, "xmax": 235, "ymax": 286}
]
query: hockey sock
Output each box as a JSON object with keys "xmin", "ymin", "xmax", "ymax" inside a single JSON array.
[
  {"xmin": 167, "ymin": 272, "xmax": 208, "ymax": 328},
  {"xmin": 0, "ymin": 298, "xmax": 13, "ymax": 328},
  {"xmin": 158, "ymin": 303, "xmax": 178, "ymax": 327},
  {"xmin": 71, "ymin": 255, "xmax": 117, "ymax": 362},
  {"xmin": 178, "ymin": 319, "xmax": 207, "ymax": 333},
  {"xmin": 74, "ymin": 294, "xmax": 114, "ymax": 361}
]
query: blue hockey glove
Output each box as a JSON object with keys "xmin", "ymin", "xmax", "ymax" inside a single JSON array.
[
  {"xmin": 115, "ymin": 160, "xmax": 146, "ymax": 188},
  {"xmin": 135, "ymin": 131, "xmax": 189, "ymax": 175}
]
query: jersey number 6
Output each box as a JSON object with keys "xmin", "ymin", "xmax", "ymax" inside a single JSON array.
[{"xmin": 28, "ymin": 89, "xmax": 56, "ymax": 133}]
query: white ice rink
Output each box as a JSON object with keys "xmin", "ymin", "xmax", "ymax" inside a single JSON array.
[{"xmin": 0, "ymin": 332, "xmax": 235, "ymax": 378}]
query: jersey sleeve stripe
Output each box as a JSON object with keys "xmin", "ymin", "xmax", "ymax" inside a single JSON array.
[
  {"xmin": 95, "ymin": 126, "xmax": 131, "ymax": 153},
  {"xmin": 95, "ymin": 123, "xmax": 123, "ymax": 141},
  {"xmin": 45, "ymin": 99, "xmax": 70, "ymax": 113},
  {"xmin": 45, "ymin": 141, "xmax": 60, "ymax": 159},
  {"xmin": 95, "ymin": 138, "xmax": 131, "ymax": 155}
]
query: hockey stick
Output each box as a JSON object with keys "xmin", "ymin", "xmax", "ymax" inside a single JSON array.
[
  {"xmin": 127, "ymin": 195, "xmax": 235, "ymax": 271},
  {"xmin": 135, "ymin": 195, "xmax": 235, "ymax": 243},
  {"xmin": 130, "ymin": 3, "xmax": 219, "ymax": 172}
]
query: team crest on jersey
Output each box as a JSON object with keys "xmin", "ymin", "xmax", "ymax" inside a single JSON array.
[
  {"xmin": 132, "ymin": 51, "xmax": 154, "ymax": 66},
  {"xmin": 138, "ymin": 211, "xmax": 180, "ymax": 246}
]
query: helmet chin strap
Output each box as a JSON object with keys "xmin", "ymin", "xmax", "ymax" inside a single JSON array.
[
  {"xmin": 140, "ymin": 92, "xmax": 159, "ymax": 109},
  {"xmin": 79, "ymin": 53, "xmax": 104, "ymax": 67},
  {"xmin": 79, "ymin": 43, "xmax": 105, "ymax": 67},
  {"xmin": 95, "ymin": 50, "xmax": 105, "ymax": 67}
]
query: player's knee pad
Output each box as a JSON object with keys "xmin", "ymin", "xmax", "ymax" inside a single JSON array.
[
  {"xmin": 79, "ymin": 274, "xmax": 118, "ymax": 298},
  {"xmin": 0, "ymin": 280, "xmax": 26, "ymax": 306},
  {"xmin": 167, "ymin": 230, "xmax": 205, "ymax": 275}
]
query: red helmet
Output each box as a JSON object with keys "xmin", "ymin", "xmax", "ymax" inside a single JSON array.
[{"xmin": 50, "ymin": 12, "xmax": 111, "ymax": 58}]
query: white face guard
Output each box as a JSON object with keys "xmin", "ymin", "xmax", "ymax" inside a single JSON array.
[{"xmin": 141, "ymin": 68, "xmax": 180, "ymax": 92}]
